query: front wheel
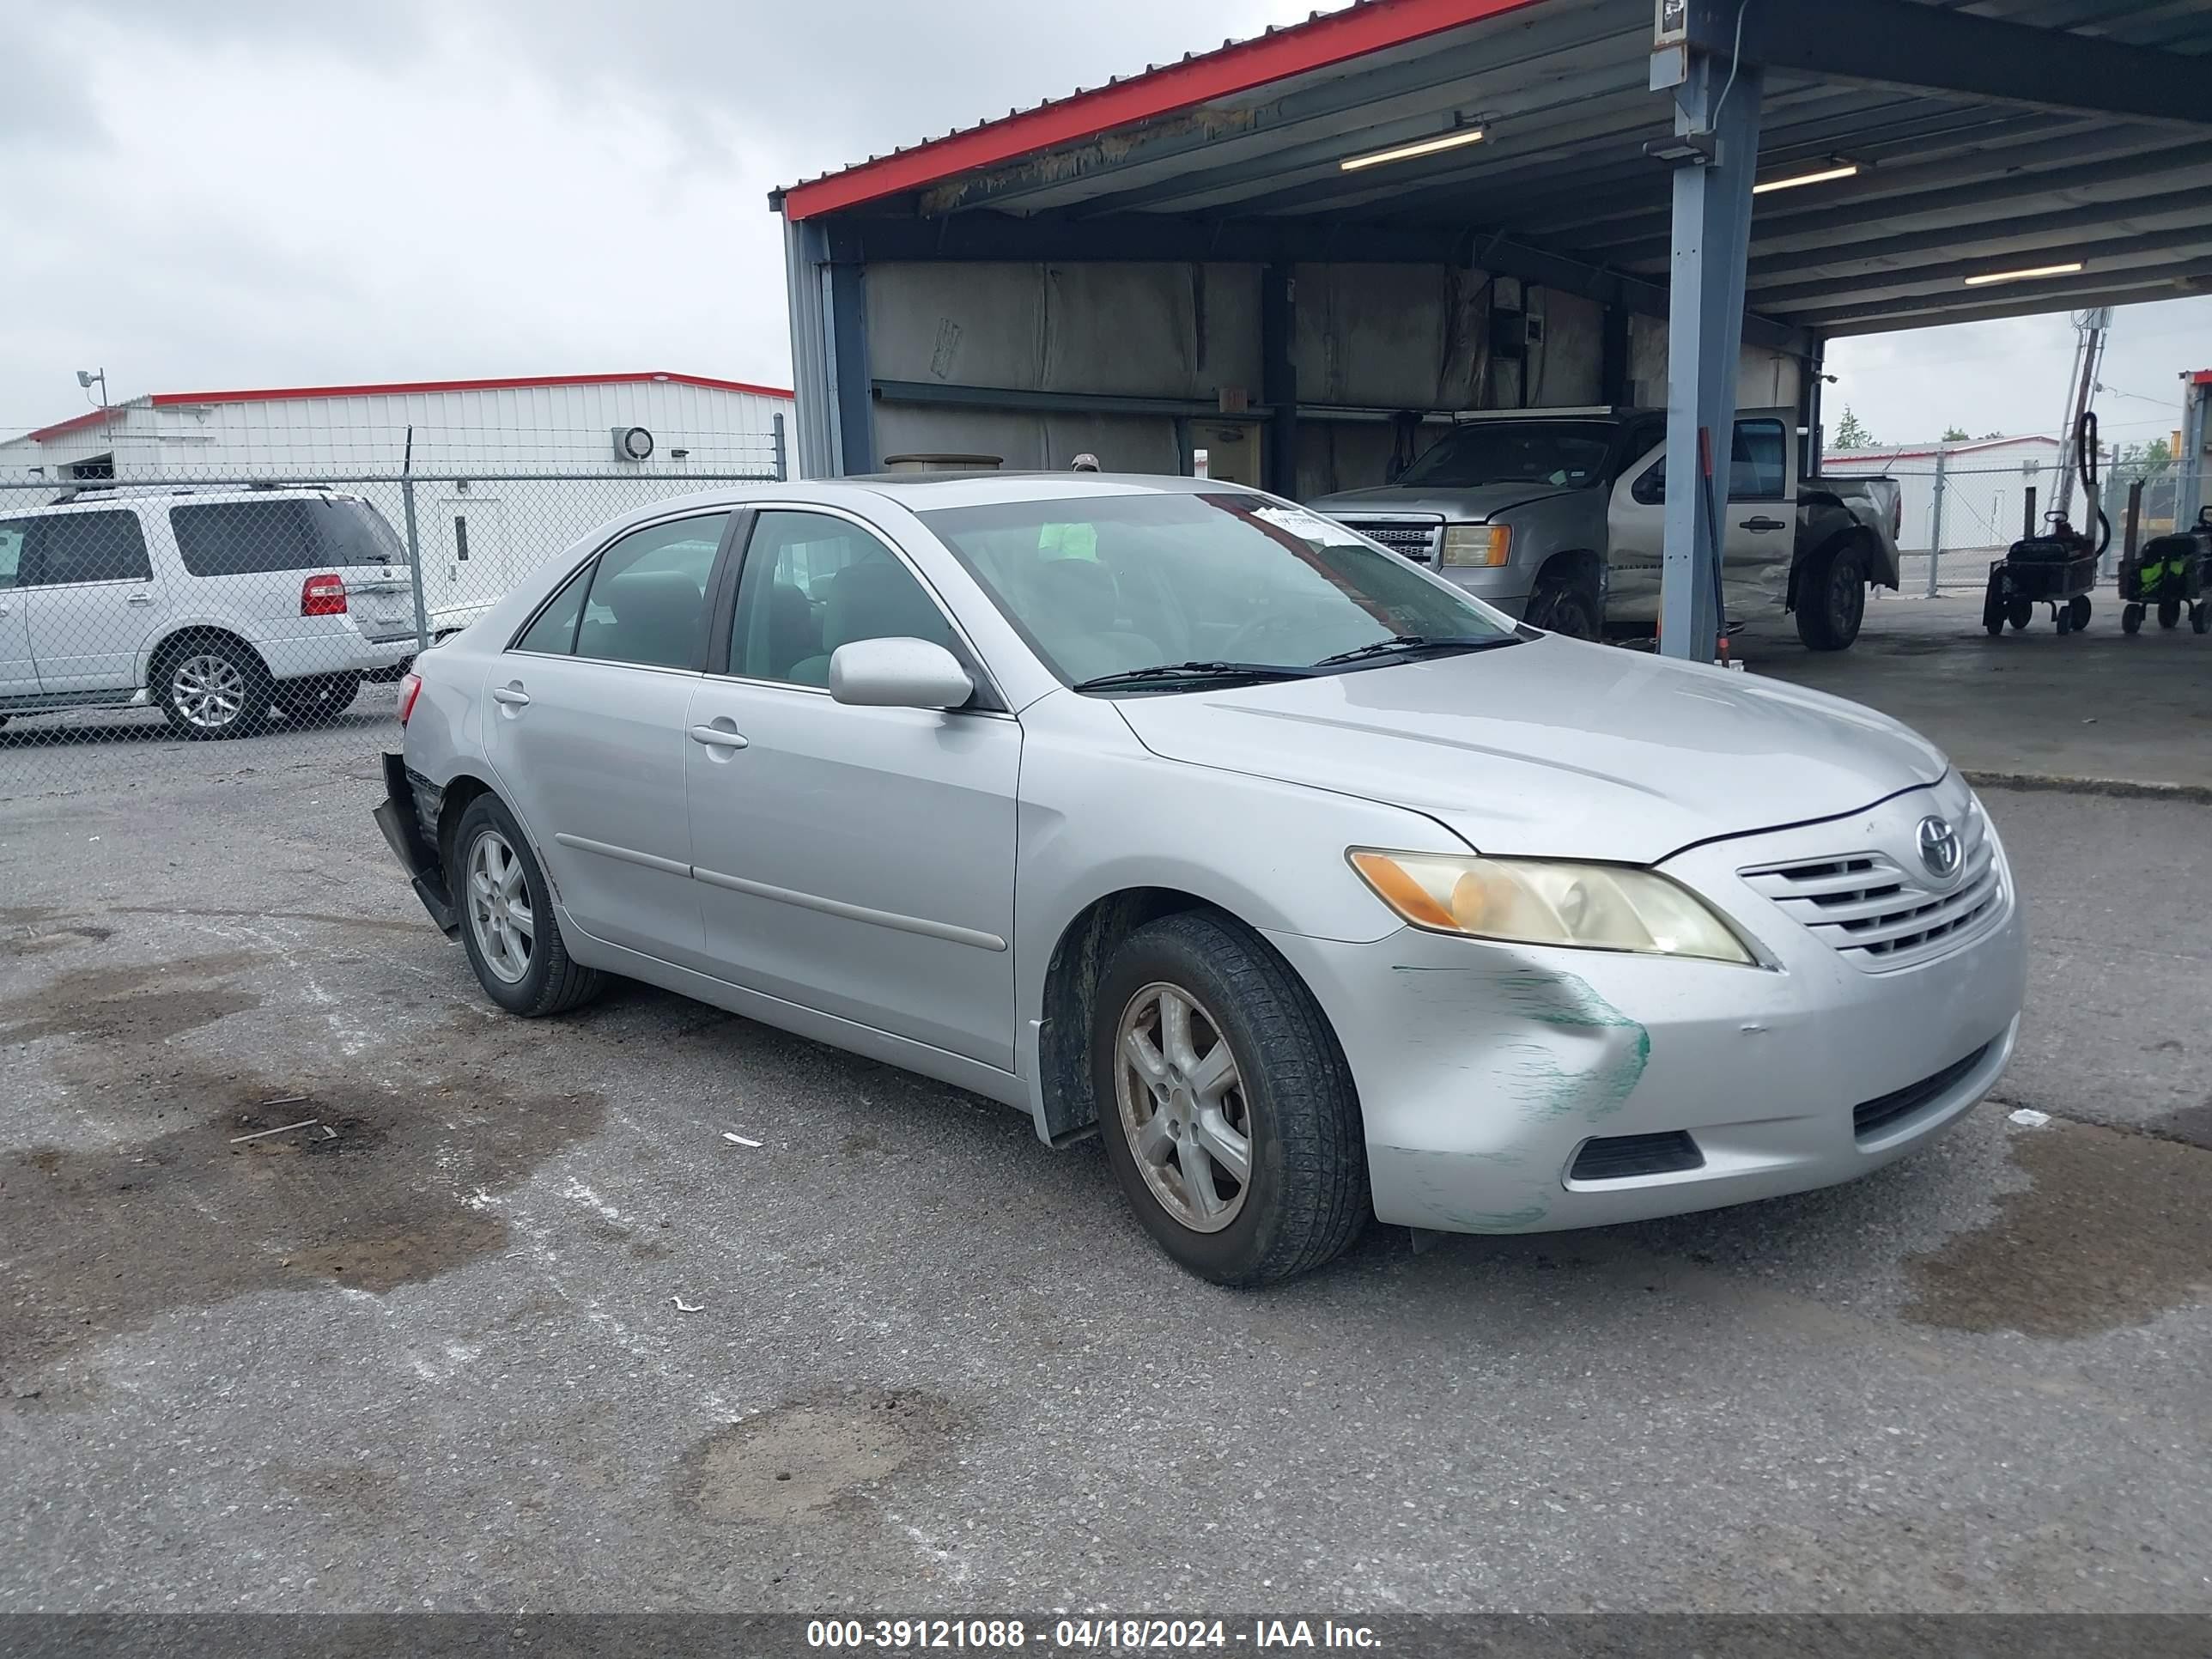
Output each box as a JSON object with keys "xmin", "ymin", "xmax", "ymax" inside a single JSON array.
[
  {"xmin": 1795, "ymin": 539, "xmax": 1869, "ymax": 651},
  {"xmin": 1524, "ymin": 576, "xmax": 1601, "ymax": 641},
  {"xmin": 2159, "ymin": 600, "xmax": 2183, "ymax": 630},
  {"xmin": 2008, "ymin": 597, "xmax": 2033, "ymax": 630},
  {"xmin": 2068, "ymin": 594, "xmax": 2092, "ymax": 631},
  {"xmin": 2124, "ymin": 604, "xmax": 2145, "ymax": 635},
  {"xmin": 2194, "ymin": 604, "xmax": 2210, "ymax": 635},
  {"xmin": 158, "ymin": 639, "xmax": 273, "ymax": 740},
  {"xmin": 451, "ymin": 795, "xmax": 604, "ymax": 1018},
  {"xmin": 1093, "ymin": 912, "xmax": 1368, "ymax": 1285}
]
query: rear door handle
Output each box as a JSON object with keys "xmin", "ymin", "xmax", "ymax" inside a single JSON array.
[
  {"xmin": 126, "ymin": 593, "xmax": 154, "ymax": 606},
  {"xmin": 688, "ymin": 724, "xmax": 749, "ymax": 750},
  {"xmin": 1739, "ymin": 516, "xmax": 1789, "ymax": 532},
  {"xmin": 490, "ymin": 684, "xmax": 531, "ymax": 707}
]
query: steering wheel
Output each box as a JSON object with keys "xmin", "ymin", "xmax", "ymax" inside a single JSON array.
[{"xmin": 1226, "ymin": 610, "xmax": 1316, "ymax": 661}]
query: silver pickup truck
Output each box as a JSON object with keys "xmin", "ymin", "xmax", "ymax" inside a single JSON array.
[{"xmin": 1308, "ymin": 408, "xmax": 1902, "ymax": 651}]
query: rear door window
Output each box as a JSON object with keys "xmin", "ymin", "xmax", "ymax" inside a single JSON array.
[
  {"xmin": 5, "ymin": 510, "xmax": 153, "ymax": 585},
  {"xmin": 1730, "ymin": 419, "xmax": 1788, "ymax": 500},
  {"xmin": 170, "ymin": 496, "xmax": 407, "ymax": 576},
  {"xmin": 574, "ymin": 514, "xmax": 730, "ymax": 670}
]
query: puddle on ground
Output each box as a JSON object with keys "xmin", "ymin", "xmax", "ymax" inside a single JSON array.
[
  {"xmin": 1904, "ymin": 1119, "xmax": 2212, "ymax": 1337},
  {"xmin": 685, "ymin": 1389, "xmax": 965, "ymax": 1524},
  {"xmin": 0, "ymin": 946, "xmax": 607, "ymax": 1389},
  {"xmin": 0, "ymin": 906, "xmax": 115, "ymax": 958}
]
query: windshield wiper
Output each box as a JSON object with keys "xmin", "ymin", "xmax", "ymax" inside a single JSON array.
[
  {"xmin": 1072, "ymin": 660, "xmax": 1318, "ymax": 692},
  {"xmin": 1312, "ymin": 635, "xmax": 1519, "ymax": 668}
]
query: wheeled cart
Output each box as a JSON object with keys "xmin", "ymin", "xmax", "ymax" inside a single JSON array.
[{"xmin": 2119, "ymin": 508, "xmax": 2211, "ymax": 636}]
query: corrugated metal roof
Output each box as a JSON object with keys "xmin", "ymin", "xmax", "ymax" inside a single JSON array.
[{"xmin": 777, "ymin": 0, "xmax": 2212, "ymax": 337}]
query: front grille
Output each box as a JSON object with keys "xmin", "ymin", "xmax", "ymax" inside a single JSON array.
[
  {"xmin": 1569, "ymin": 1130, "xmax": 1705, "ymax": 1182},
  {"xmin": 1739, "ymin": 806, "xmax": 2002, "ymax": 970},
  {"xmin": 1337, "ymin": 519, "xmax": 1439, "ymax": 562},
  {"xmin": 1852, "ymin": 1042, "xmax": 1993, "ymax": 1141}
]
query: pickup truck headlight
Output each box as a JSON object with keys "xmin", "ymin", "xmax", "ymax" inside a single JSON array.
[
  {"xmin": 1439, "ymin": 524, "xmax": 1510, "ymax": 568},
  {"xmin": 1349, "ymin": 849, "xmax": 1753, "ymax": 963}
]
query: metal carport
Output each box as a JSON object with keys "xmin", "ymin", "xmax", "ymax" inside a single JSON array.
[{"xmin": 772, "ymin": 0, "xmax": 2212, "ymax": 659}]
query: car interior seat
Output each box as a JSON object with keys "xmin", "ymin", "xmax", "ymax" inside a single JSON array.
[
  {"xmin": 580, "ymin": 569, "xmax": 705, "ymax": 669},
  {"xmin": 785, "ymin": 559, "xmax": 957, "ymax": 686}
]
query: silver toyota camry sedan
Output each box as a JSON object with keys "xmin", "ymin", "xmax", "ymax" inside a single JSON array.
[{"xmin": 375, "ymin": 472, "xmax": 2026, "ymax": 1285}]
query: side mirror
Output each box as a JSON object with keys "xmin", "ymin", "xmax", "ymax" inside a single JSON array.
[{"xmin": 828, "ymin": 637, "xmax": 974, "ymax": 710}]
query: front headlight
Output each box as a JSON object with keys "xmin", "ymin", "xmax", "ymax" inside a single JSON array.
[
  {"xmin": 1439, "ymin": 523, "xmax": 1510, "ymax": 567},
  {"xmin": 1348, "ymin": 849, "xmax": 1754, "ymax": 964}
]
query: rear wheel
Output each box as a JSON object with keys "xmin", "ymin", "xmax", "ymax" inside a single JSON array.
[
  {"xmin": 1093, "ymin": 912, "xmax": 1367, "ymax": 1285},
  {"xmin": 2007, "ymin": 597, "xmax": 2033, "ymax": 630},
  {"xmin": 2193, "ymin": 603, "xmax": 2209, "ymax": 635},
  {"xmin": 2159, "ymin": 600, "xmax": 2183, "ymax": 630},
  {"xmin": 275, "ymin": 672, "xmax": 362, "ymax": 724},
  {"xmin": 2068, "ymin": 594, "xmax": 2092, "ymax": 631},
  {"xmin": 157, "ymin": 638, "xmax": 272, "ymax": 740},
  {"xmin": 1795, "ymin": 538, "xmax": 1869, "ymax": 651},
  {"xmin": 452, "ymin": 794, "xmax": 604, "ymax": 1018},
  {"xmin": 2124, "ymin": 604, "xmax": 2145, "ymax": 635}
]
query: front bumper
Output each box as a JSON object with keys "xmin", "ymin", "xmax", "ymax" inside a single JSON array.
[
  {"xmin": 372, "ymin": 751, "xmax": 459, "ymax": 935},
  {"xmin": 1265, "ymin": 793, "xmax": 2027, "ymax": 1235},
  {"xmin": 1434, "ymin": 562, "xmax": 1533, "ymax": 618}
]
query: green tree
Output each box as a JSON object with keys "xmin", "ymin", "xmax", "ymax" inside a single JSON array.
[
  {"xmin": 2116, "ymin": 437, "xmax": 2173, "ymax": 475},
  {"xmin": 1832, "ymin": 406, "xmax": 1875, "ymax": 449},
  {"xmin": 1942, "ymin": 426, "xmax": 1969, "ymax": 442}
]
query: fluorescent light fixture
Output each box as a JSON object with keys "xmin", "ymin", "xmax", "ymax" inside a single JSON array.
[
  {"xmin": 1753, "ymin": 162, "xmax": 1860, "ymax": 195},
  {"xmin": 1963, "ymin": 260, "xmax": 2086, "ymax": 288},
  {"xmin": 1340, "ymin": 127, "xmax": 1485, "ymax": 173}
]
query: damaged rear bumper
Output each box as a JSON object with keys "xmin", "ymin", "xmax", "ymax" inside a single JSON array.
[{"xmin": 372, "ymin": 750, "xmax": 459, "ymax": 936}]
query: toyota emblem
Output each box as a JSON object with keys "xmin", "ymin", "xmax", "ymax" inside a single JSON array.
[{"xmin": 1917, "ymin": 815, "xmax": 1962, "ymax": 880}]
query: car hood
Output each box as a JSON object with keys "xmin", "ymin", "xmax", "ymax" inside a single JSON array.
[
  {"xmin": 1306, "ymin": 483, "xmax": 1578, "ymax": 521},
  {"xmin": 1111, "ymin": 638, "xmax": 1948, "ymax": 864}
]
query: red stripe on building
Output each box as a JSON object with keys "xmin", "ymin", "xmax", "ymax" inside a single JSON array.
[
  {"xmin": 148, "ymin": 372, "xmax": 793, "ymax": 407},
  {"xmin": 779, "ymin": 0, "xmax": 1549, "ymax": 222},
  {"xmin": 27, "ymin": 406, "xmax": 129, "ymax": 444}
]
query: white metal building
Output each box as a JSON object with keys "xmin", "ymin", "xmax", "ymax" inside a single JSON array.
[
  {"xmin": 1824, "ymin": 434, "xmax": 2061, "ymax": 555},
  {"xmin": 0, "ymin": 372, "xmax": 794, "ymax": 631}
]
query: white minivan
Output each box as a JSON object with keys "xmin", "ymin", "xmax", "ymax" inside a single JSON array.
[{"xmin": 0, "ymin": 486, "xmax": 419, "ymax": 738}]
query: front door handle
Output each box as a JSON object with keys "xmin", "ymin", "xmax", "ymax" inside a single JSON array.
[
  {"xmin": 490, "ymin": 684, "xmax": 531, "ymax": 707},
  {"xmin": 688, "ymin": 723, "xmax": 749, "ymax": 750},
  {"xmin": 126, "ymin": 593, "xmax": 154, "ymax": 606},
  {"xmin": 1739, "ymin": 516, "xmax": 1789, "ymax": 532}
]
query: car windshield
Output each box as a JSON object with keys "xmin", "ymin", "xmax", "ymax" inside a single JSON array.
[
  {"xmin": 917, "ymin": 491, "xmax": 1519, "ymax": 690},
  {"xmin": 1395, "ymin": 422, "xmax": 1617, "ymax": 489}
]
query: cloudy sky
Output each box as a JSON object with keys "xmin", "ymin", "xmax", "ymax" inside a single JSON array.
[{"xmin": 4, "ymin": 0, "xmax": 2204, "ymax": 453}]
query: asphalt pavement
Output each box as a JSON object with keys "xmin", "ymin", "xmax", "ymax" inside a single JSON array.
[{"xmin": 2, "ymin": 712, "xmax": 2208, "ymax": 1613}]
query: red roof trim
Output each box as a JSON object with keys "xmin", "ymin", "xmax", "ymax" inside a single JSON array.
[
  {"xmin": 28, "ymin": 406, "xmax": 129, "ymax": 444},
  {"xmin": 2192, "ymin": 368, "xmax": 2212, "ymax": 385},
  {"xmin": 148, "ymin": 371, "xmax": 793, "ymax": 407},
  {"xmin": 1826, "ymin": 435, "xmax": 2061, "ymax": 462},
  {"xmin": 780, "ymin": 0, "xmax": 1549, "ymax": 222}
]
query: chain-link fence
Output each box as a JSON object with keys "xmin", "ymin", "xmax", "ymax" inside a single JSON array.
[
  {"xmin": 0, "ymin": 439, "xmax": 780, "ymax": 787},
  {"xmin": 1832, "ymin": 458, "xmax": 2188, "ymax": 597}
]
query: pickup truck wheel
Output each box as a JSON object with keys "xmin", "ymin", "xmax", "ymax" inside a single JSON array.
[
  {"xmin": 1795, "ymin": 539, "xmax": 1869, "ymax": 652},
  {"xmin": 1093, "ymin": 912, "xmax": 1368, "ymax": 1286},
  {"xmin": 452, "ymin": 795, "xmax": 604, "ymax": 1018},
  {"xmin": 1525, "ymin": 578, "xmax": 1600, "ymax": 641}
]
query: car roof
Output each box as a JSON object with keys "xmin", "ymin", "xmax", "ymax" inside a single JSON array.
[
  {"xmin": 3, "ymin": 484, "xmax": 375, "ymax": 516},
  {"xmin": 782, "ymin": 471, "xmax": 1264, "ymax": 513}
]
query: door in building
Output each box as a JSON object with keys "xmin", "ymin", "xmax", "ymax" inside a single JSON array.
[
  {"xmin": 435, "ymin": 495, "xmax": 510, "ymax": 626},
  {"xmin": 1195, "ymin": 422, "xmax": 1262, "ymax": 487}
]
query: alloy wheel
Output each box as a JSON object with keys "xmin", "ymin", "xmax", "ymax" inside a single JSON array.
[
  {"xmin": 173, "ymin": 654, "xmax": 248, "ymax": 731},
  {"xmin": 467, "ymin": 829, "xmax": 535, "ymax": 984},
  {"xmin": 1114, "ymin": 981, "xmax": 1254, "ymax": 1233}
]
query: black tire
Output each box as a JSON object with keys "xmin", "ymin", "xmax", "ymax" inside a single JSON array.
[
  {"xmin": 2055, "ymin": 611, "xmax": 2072, "ymax": 635},
  {"xmin": 2124, "ymin": 604, "xmax": 2144, "ymax": 635},
  {"xmin": 155, "ymin": 636, "xmax": 274, "ymax": 741},
  {"xmin": 2068, "ymin": 594, "xmax": 2092, "ymax": 631},
  {"xmin": 2193, "ymin": 604, "xmax": 2209, "ymax": 635},
  {"xmin": 450, "ymin": 794, "xmax": 604, "ymax": 1018},
  {"xmin": 275, "ymin": 672, "xmax": 363, "ymax": 724},
  {"xmin": 1795, "ymin": 538, "xmax": 1869, "ymax": 651},
  {"xmin": 1091, "ymin": 911, "xmax": 1368, "ymax": 1286},
  {"xmin": 2159, "ymin": 600, "xmax": 2182, "ymax": 630},
  {"xmin": 2007, "ymin": 597, "xmax": 2033, "ymax": 630},
  {"xmin": 1524, "ymin": 575, "xmax": 1601, "ymax": 641}
]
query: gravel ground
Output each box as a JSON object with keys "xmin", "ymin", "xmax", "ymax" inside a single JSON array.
[{"xmin": 2, "ymin": 714, "xmax": 2208, "ymax": 1614}]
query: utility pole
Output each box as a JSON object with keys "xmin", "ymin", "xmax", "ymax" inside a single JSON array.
[
  {"xmin": 1925, "ymin": 444, "xmax": 1948, "ymax": 597},
  {"xmin": 2051, "ymin": 308, "xmax": 2110, "ymax": 523}
]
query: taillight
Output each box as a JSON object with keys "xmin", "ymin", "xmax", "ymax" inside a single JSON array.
[
  {"xmin": 301, "ymin": 573, "xmax": 349, "ymax": 617},
  {"xmin": 397, "ymin": 672, "xmax": 423, "ymax": 726}
]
